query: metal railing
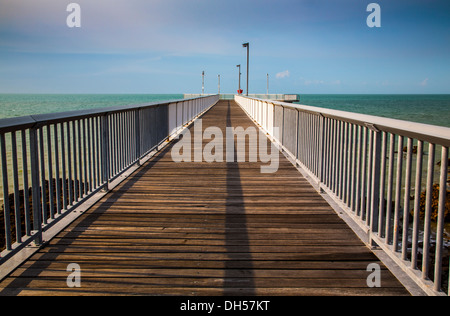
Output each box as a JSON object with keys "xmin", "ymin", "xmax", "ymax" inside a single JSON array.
[
  {"xmin": 235, "ymin": 95, "xmax": 449, "ymax": 296},
  {"xmin": 0, "ymin": 95, "xmax": 219, "ymax": 265},
  {"xmin": 184, "ymin": 94, "xmax": 299, "ymax": 102}
]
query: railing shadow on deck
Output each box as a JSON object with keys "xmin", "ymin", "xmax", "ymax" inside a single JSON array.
[{"xmin": 224, "ymin": 100, "xmax": 255, "ymax": 295}]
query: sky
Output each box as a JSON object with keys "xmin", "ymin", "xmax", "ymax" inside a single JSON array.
[{"xmin": 0, "ymin": 0, "xmax": 449, "ymax": 94}]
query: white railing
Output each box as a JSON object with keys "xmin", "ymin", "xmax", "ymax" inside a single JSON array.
[
  {"xmin": 0, "ymin": 95, "xmax": 219, "ymax": 268},
  {"xmin": 235, "ymin": 95, "xmax": 449, "ymax": 296}
]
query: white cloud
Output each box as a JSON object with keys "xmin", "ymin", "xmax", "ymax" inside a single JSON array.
[
  {"xmin": 276, "ymin": 70, "xmax": 290, "ymax": 79},
  {"xmin": 420, "ymin": 78, "xmax": 429, "ymax": 86}
]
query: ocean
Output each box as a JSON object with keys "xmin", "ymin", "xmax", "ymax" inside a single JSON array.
[
  {"xmin": 0, "ymin": 94, "xmax": 184, "ymax": 120},
  {"xmin": 295, "ymin": 94, "xmax": 450, "ymax": 128},
  {"xmin": 0, "ymin": 94, "xmax": 449, "ymax": 128}
]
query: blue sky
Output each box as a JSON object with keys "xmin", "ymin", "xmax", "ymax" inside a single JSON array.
[{"xmin": 0, "ymin": 0, "xmax": 449, "ymax": 94}]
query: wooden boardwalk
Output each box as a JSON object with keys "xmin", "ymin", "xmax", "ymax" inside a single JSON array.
[{"xmin": 0, "ymin": 100, "xmax": 410, "ymax": 296}]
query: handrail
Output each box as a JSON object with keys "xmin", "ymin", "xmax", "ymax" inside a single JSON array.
[
  {"xmin": 236, "ymin": 95, "xmax": 449, "ymax": 296},
  {"xmin": 0, "ymin": 95, "xmax": 219, "ymax": 268},
  {"xmin": 0, "ymin": 96, "xmax": 213, "ymax": 133},
  {"xmin": 261, "ymin": 99, "xmax": 450, "ymax": 147}
]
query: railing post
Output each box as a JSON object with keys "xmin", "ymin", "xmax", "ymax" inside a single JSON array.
[
  {"xmin": 101, "ymin": 114, "xmax": 110, "ymax": 192},
  {"xmin": 0, "ymin": 133, "xmax": 12, "ymax": 250},
  {"xmin": 29, "ymin": 126, "xmax": 43, "ymax": 246},
  {"xmin": 135, "ymin": 109, "xmax": 141, "ymax": 165},
  {"xmin": 434, "ymin": 146, "xmax": 448, "ymax": 292},
  {"xmin": 369, "ymin": 126, "xmax": 382, "ymax": 246},
  {"xmin": 318, "ymin": 114, "xmax": 326, "ymax": 192}
]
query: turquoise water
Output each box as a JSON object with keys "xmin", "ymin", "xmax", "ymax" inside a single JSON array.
[
  {"xmin": 296, "ymin": 94, "xmax": 450, "ymax": 128},
  {"xmin": 0, "ymin": 94, "xmax": 449, "ymax": 128}
]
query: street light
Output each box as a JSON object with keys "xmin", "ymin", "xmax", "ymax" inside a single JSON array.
[
  {"xmin": 236, "ymin": 64, "xmax": 242, "ymax": 94},
  {"xmin": 202, "ymin": 71, "xmax": 205, "ymax": 95},
  {"xmin": 242, "ymin": 42, "xmax": 249, "ymax": 96}
]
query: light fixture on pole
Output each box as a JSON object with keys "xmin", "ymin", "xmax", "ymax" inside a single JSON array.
[
  {"xmin": 267, "ymin": 73, "xmax": 269, "ymax": 95},
  {"xmin": 236, "ymin": 64, "xmax": 242, "ymax": 94},
  {"xmin": 242, "ymin": 42, "xmax": 249, "ymax": 96},
  {"xmin": 202, "ymin": 71, "xmax": 205, "ymax": 95},
  {"xmin": 218, "ymin": 74, "xmax": 220, "ymax": 94}
]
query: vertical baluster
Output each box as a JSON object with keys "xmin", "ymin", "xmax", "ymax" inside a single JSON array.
[
  {"xmin": 370, "ymin": 128, "xmax": 382, "ymax": 236},
  {"xmin": 308, "ymin": 113, "xmax": 313, "ymax": 170},
  {"xmin": 330, "ymin": 119, "xmax": 337, "ymax": 193},
  {"xmin": 393, "ymin": 135, "xmax": 404, "ymax": 252},
  {"xmin": 60, "ymin": 123, "xmax": 67, "ymax": 210},
  {"xmin": 82, "ymin": 119, "xmax": 88, "ymax": 196},
  {"xmin": 422, "ymin": 143, "xmax": 435, "ymax": 279},
  {"xmin": 77, "ymin": 120, "xmax": 83, "ymax": 198},
  {"xmin": 340, "ymin": 122, "xmax": 347, "ymax": 201},
  {"xmin": 117, "ymin": 113, "xmax": 123, "ymax": 171},
  {"xmin": 378, "ymin": 131, "xmax": 387, "ymax": 238},
  {"xmin": 54, "ymin": 124, "xmax": 62, "ymax": 215},
  {"xmin": 96, "ymin": 117, "xmax": 101, "ymax": 187},
  {"xmin": 101, "ymin": 114, "xmax": 110, "ymax": 190},
  {"xmin": 385, "ymin": 134, "xmax": 395, "ymax": 243},
  {"xmin": 130, "ymin": 111, "xmax": 135, "ymax": 165},
  {"xmin": 72, "ymin": 121, "xmax": 78, "ymax": 202},
  {"xmin": 314, "ymin": 115, "xmax": 320, "ymax": 176},
  {"xmin": 1, "ymin": 133, "xmax": 12, "ymax": 250},
  {"xmin": 113, "ymin": 114, "xmax": 119, "ymax": 175},
  {"xmin": 21, "ymin": 130, "xmax": 31, "ymax": 236},
  {"xmin": 402, "ymin": 138, "xmax": 413, "ymax": 260},
  {"xmin": 360, "ymin": 128, "xmax": 367, "ymax": 221},
  {"xmin": 327, "ymin": 118, "xmax": 333, "ymax": 188},
  {"xmin": 46, "ymin": 125, "xmax": 54, "ymax": 220},
  {"xmin": 366, "ymin": 130, "xmax": 373, "ymax": 226},
  {"xmin": 323, "ymin": 117, "xmax": 330, "ymax": 187},
  {"xmin": 86, "ymin": 118, "xmax": 92, "ymax": 193},
  {"xmin": 411, "ymin": 140, "xmax": 423, "ymax": 269},
  {"xmin": 66, "ymin": 122, "xmax": 73, "ymax": 206},
  {"xmin": 29, "ymin": 127, "xmax": 42, "ymax": 246},
  {"xmin": 345, "ymin": 123, "xmax": 352, "ymax": 206},
  {"xmin": 434, "ymin": 146, "xmax": 448, "ymax": 292},
  {"xmin": 318, "ymin": 115, "xmax": 325, "ymax": 187},
  {"xmin": 335, "ymin": 121, "xmax": 341, "ymax": 195},
  {"xmin": 355, "ymin": 126, "xmax": 362, "ymax": 216},
  {"xmin": 295, "ymin": 110, "xmax": 300, "ymax": 162},
  {"xmin": 135, "ymin": 110, "xmax": 141, "ymax": 163},
  {"xmin": 11, "ymin": 131, "xmax": 22, "ymax": 243},
  {"xmin": 127, "ymin": 111, "xmax": 132, "ymax": 166},
  {"xmin": 350, "ymin": 124, "xmax": 358, "ymax": 212},
  {"xmin": 39, "ymin": 127, "xmax": 48, "ymax": 225},
  {"xmin": 300, "ymin": 112, "xmax": 305, "ymax": 165}
]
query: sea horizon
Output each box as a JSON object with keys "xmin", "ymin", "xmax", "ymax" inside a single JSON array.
[{"xmin": 1, "ymin": 93, "xmax": 449, "ymax": 128}]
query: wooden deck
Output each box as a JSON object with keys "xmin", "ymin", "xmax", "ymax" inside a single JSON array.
[{"xmin": 0, "ymin": 100, "xmax": 410, "ymax": 296}]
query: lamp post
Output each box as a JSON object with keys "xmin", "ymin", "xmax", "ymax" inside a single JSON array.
[
  {"xmin": 218, "ymin": 74, "xmax": 220, "ymax": 94},
  {"xmin": 242, "ymin": 42, "xmax": 249, "ymax": 96},
  {"xmin": 202, "ymin": 71, "xmax": 205, "ymax": 95},
  {"xmin": 236, "ymin": 64, "xmax": 242, "ymax": 94},
  {"xmin": 267, "ymin": 73, "xmax": 269, "ymax": 95}
]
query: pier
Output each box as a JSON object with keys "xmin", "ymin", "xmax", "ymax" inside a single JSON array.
[{"xmin": 0, "ymin": 95, "xmax": 448, "ymax": 296}]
